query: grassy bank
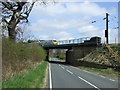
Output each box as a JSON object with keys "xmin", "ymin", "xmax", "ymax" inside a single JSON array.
[
  {"xmin": 78, "ymin": 66, "xmax": 120, "ymax": 77},
  {"xmin": 75, "ymin": 44, "xmax": 120, "ymax": 77},
  {"xmin": 2, "ymin": 61, "xmax": 48, "ymax": 88},
  {"xmin": 2, "ymin": 37, "xmax": 46, "ymax": 80},
  {"xmin": 77, "ymin": 44, "xmax": 119, "ymax": 69}
]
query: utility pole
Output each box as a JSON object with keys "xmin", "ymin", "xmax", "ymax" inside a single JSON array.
[{"xmin": 105, "ymin": 13, "xmax": 109, "ymax": 44}]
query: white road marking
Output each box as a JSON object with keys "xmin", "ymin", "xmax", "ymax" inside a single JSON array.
[
  {"xmin": 109, "ymin": 79, "xmax": 115, "ymax": 82},
  {"xmin": 49, "ymin": 63, "xmax": 52, "ymax": 89},
  {"xmin": 99, "ymin": 75, "xmax": 106, "ymax": 78},
  {"xmin": 61, "ymin": 66, "xmax": 65, "ymax": 69},
  {"xmin": 78, "ymin": 76, "xmax": 100, "ymax": 90},
  {"xmin": 66, "ymin": 69, "xmax": 73, "ymax": 74}
]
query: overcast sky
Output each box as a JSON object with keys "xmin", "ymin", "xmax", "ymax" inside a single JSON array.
[{"xmin": 25, "ymin": 0, "xmax": 118, "ymax": 43}]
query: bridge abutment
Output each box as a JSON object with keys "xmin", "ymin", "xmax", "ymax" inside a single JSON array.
[
  {"xmin": 45, "ymin": 49, "xmax": 49, "ymax": 61},
  {"xmin": 66, "ymin": 45, "xmax": 99, "ymax": 64},
  {"xmin": 66, "ymin": 49, "xmax": 73, "ymax": 64}
]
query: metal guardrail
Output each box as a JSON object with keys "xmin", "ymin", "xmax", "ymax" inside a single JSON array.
[{"xmin": 57, "ymin": 37, "xmax": 90, "ymax": 45}]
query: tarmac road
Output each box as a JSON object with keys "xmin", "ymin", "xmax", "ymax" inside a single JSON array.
[{"xmin": 49, "ymin": 58, "xmax": 119, "ymax": 90}]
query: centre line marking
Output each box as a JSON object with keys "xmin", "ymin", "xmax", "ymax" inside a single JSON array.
[
  {"xmin": 78, "ymin": 76, "xmax": 100, "ymax": 90},
  {"xmin": 49, "ymin": 63, "xmax": 52, "ymax": 89},
  {"xmin": 109, "ymin": 79, "xmax": 115, "ymax": 82},
  {"xmin": 66, "ymin": 69, "xmax": 73, "ymax": 74},
  {"xmin": 61, "ymin": 66, "xmax": 65, "ymax": 69},
  {"xmin": 99, "ymin": 75, "xmax": 106, "ymax": 78}
]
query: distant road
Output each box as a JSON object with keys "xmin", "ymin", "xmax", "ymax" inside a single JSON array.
[{"xmin": 49, "ymin": 58, "xmax": 119, "ymax": 89}]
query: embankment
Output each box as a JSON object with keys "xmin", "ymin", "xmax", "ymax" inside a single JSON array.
[{"xmin": 2, "ymin": 38, "xmax": 48, "ymax": 88}]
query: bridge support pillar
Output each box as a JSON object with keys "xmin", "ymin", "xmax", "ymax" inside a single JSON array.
[
  {"xmin": 45, "ymin": 49, "xmax": 49, "ymax": 61},
  {"xmin": 66, "ymin": 49, "xmax": 74, "ymax": 64}
]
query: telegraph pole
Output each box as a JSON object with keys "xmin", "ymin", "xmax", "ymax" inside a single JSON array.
[{"xmin": 105, "ymin": 13, "xmax": 109, "ymax": 44}]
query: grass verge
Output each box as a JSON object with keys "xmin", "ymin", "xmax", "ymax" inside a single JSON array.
[
  {"xmin": 78, "ymin": 66, "xmax": 120, "ymax": 77},
  {"xmin": 2, "ymin": 61, "xmax": 48, "ymax": 88}
]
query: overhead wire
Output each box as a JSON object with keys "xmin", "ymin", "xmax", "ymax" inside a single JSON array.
[
  {"xmin": 108, "ymin": 15, "xmax": 118, "ymax": 30},
  {"xmin": 38, "ymin": 14, "xmax": 118, "ymax": 40},
  {"xmin": 71, "ymin": 15, "xmax": 118, "ymax": 39},
  {"xmin": 62, "ymin": 16, "xmax": 106, "ymax": 39}
]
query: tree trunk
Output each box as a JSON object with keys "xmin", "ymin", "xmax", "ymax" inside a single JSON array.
[
  {"xmin": 8, "ymin": 26, "xmax": 16, "ymax": 41},
  {"xmin": 8, "ymin": 12, "xmax": 21, "ymax": 41},
  {"xmin": 8, "ymin": 18, "xmax": 19, "ymax": 41},
  {"xmin": 2, "ymin": 2, "xmax": 34, "ymax": 41}
]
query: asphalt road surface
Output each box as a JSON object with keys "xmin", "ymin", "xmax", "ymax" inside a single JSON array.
[{"xmin": 49, "ymin": 58, "xmax": 119, "ymax": 90}]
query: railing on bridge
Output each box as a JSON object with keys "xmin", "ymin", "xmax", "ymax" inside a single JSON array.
[
  {"xmin": 57, "ymin": 37, "xmax": 90, "ymax": 45},
  {"xmin": 39, "ymin": 36, "xmax": 101, "ymax": 46}
]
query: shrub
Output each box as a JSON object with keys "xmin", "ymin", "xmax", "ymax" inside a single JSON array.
[{"xmin": 2, "ymin": 37, "xmax": 46, "ymax": 80}]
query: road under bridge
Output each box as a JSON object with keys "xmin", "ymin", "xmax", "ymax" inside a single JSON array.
[{"xmin": 43, "ymin": 37, "xmax": 102, "ymax": 63}]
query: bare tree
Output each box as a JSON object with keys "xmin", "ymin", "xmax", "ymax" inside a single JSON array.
[
  {"xmin": 1, "ymin": 0, "xmax": 56, "ymax": 41},
  {"xmin": 16, "ymin": 23, "xmax": 37, "ymax": 42},
  {"xmin": 1, "ymin": 0, "xmax": 35, "ymax": 41}
]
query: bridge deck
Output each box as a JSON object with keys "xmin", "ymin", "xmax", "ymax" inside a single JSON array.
[{"xmin": 43, "ymin": 42, "xmax": 99, "ymax": 49}]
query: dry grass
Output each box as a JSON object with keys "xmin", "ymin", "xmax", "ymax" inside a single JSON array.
[
  {"xmin": 78, "ymin": 44, "xmax": 120, "ymax": 68},
  {"xmin": 2, "ymin": 61, "xmax": 48, "ymax": 88}
]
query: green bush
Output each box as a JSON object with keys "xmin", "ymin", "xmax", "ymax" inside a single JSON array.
[
  {"xmin": 2, "ymin": 38, "xmax": 46, "ymax": 62},
  {"xmin": 2, "ymin": 37, "xmax": 46, "ymax": 80},
  {"xmin": 56, "ymin": 54, "xmax": 65, "ymax": 60}
]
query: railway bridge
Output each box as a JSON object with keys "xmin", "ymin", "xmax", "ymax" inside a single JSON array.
[{"xmin": 43, "ymin": 37, "xmax": 102, "ymax": 63}]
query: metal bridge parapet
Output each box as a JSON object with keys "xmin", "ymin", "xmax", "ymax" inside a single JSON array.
[{"xmin": 57, "ymin": 37, "xmax": 90, "ymax": 45}]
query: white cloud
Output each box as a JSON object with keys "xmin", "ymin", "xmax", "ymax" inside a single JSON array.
[
  {"xmin": 77, "ymin": 24, "xmax": 105, "ymax": 42},
  {"xmin": 38, "ymin": 31, "xmax": 74, "ymax": 40},
  {"xmin": 29, "ymin": 2, "xmax": 108, "ymax": 33},
  {"xmin": 66, "ymin": 2, "xmax": 107, "ymax": 17},
  {"xmin": 27, "ymin": 18, "xmax": 89, "ymax": 32},
  {"xmin": 27, "ymin": 2, "xmax": 118, "ymax": 43},
  {"xmin": 31, "ymin": 2, "xmax": 107, "ymax": 17},
  {"xmin": 78, "ymin": 24, "xmax": 118, "ymax": 43},
  {"xmin": 78, "ymin": 25, "xmax": 99, "ymax": 34}
]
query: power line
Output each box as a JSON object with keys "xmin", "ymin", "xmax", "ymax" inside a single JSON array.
[{"xmin": 109, "ymin": 26, "xmax": 118, "ymax": 29}]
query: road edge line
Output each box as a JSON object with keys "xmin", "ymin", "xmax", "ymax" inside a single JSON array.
[{"xmin": 49, "ymin": 63, "xmax": 52, "ymax": 89}]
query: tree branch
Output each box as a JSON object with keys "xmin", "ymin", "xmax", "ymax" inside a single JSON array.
[
  {"xmin": 26, "ymin": 2, "xmax": 35, "ymax": 16},
  {"xmin": 2, "ymin": 18, "xmax": 9, "ymax": 24},
  {"xmin": 2, "ymin": 2, "xmax": 13, "ymax": 11}
]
